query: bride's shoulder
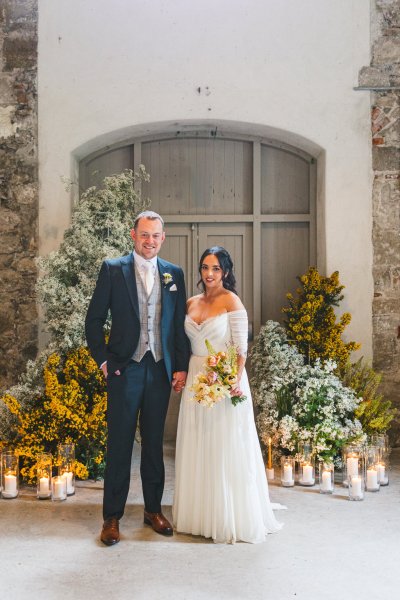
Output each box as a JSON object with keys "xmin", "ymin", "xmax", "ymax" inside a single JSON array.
[
  {"xmin": 224, "ymin": 291, "xmax": 245, "ymax": 313},
  {"xmin": 187, "ymin": 294, "xmax": 202, "ymax": 308}
]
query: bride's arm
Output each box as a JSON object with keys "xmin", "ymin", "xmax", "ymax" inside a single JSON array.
[{"xmin": 228, "ymin": 307, "xmax": 248, "ymax": 390}]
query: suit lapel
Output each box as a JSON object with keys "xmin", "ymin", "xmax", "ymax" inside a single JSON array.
[
  {"xmin": 157, "ymin": 258, "xmax": 170, "ymax": 322},
  {"xmin": 122, "ymin": 253, "xmax": 139, "ymax": 319}
]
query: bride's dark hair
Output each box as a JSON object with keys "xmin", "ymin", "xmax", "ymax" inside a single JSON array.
[{"xmin": 198, "ymin": 246, "xmax": 238, "ymax": 295}]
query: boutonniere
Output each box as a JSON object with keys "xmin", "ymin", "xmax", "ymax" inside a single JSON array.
[{"xmin": 163, "ymin": 272, "xmax": 173, "ymax": 287}]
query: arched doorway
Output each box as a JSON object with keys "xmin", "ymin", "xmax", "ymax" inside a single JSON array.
[{"xmin": 79, "ymin": 127, "xmax": 317, "ymax": 439}]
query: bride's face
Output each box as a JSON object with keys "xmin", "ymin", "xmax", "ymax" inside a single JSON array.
[{"xmin": 200, "ymin": 254, "xmax": 224, "ymax": 290}]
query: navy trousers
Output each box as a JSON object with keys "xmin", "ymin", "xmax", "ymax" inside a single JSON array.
[{"xmin": 103, "ymin": 352, "xmax": 171, "ymax": 520}]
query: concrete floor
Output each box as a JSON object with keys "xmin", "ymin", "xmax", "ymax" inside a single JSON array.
[{"xmin": 1, "ymin": 446, "xmax": 399, "ymax": 600}]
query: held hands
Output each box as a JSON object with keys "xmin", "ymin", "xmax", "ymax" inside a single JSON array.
[
  {"xmin": 172, "ymin": 371, "xmax": 187, "ymax": 393},
  {"xmin": 101, "ymin": 362, "xmax": 121, "ymax": 378}
]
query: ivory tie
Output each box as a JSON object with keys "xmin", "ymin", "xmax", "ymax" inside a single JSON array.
[{"xmin": 143, "ymin": 261, "xmax": 154, "ymax": 295}]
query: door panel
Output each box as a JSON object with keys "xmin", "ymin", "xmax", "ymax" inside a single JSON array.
[{"xmin": 198, "ymin": 223, "xmax": 253, "ymax": 332}]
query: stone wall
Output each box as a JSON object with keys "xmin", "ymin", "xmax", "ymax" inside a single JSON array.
[
  {"xmin": 0, "ymin": 0, "xmax": 38, "ymax": 391},
  {"xmin": 359, "ymin": 0, "xmax": 400, "ymax": 444}
]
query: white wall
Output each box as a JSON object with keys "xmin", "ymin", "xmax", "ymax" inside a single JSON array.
[{"xmin": 38, "ymin": 0, "xmax": 373, "ymax": 356}]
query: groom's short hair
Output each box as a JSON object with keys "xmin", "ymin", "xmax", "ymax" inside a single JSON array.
[{"xmin": 133, "ymin": 210, "xmax": 164, "ymax": 230}]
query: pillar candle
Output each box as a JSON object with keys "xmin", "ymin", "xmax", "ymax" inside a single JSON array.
[
  {"xmin": 283, "ymin": 464, "xmax": 293, "ymax": 483},
  {"xmin": 302, "ymin": 464, "xmax": 313, "ymax": 483},
  {"xmin": 4, "ymin": 474, "xmax": 17, "ymax": 496},
  {"xmin": 62, "ymin": 471, "xmax": 74, "ymax": 494},
  {"xmin": 350, "ymin": 476, "xmax": 362, "ymax": 497},
  {"xmin": 321, "ymin": 470, "xmax": 333, "ymax": 491},
  {"xmin": 376, "ymin": 463, "xmax": 385, "ymax": 483},
  {"xmin": 39, "ymin": 476, "xmax": 50, "ymax": 496},
  {"xmin": 347, "ymin": 456, "xmax": 359, "ymax": 478},
  {"xmin": 366, "ymin": 468, "xmax": 378, "ymax": 490},
  {"xmin": 53, "ymin": 476, "xmax": 65, "ymax": 500}
]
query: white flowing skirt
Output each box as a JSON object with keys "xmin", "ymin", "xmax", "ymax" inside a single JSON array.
[{"xmin": 173, "ymin": 355, "xmax": 284, "ymax": 544}]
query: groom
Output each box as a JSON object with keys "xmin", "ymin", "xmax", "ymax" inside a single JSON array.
[{"xmin": 85, "ymin": 210, "xmax": 190, "ymax": 545}]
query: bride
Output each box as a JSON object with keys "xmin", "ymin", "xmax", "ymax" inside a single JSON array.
[{"xmin": 173, "ymin": 246, "xmax": 284, "ymax": 544}]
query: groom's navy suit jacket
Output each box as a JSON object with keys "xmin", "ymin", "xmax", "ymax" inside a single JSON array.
[{"xmin": 85, "ymin": 253, "xmax": 190, "ymax": 380}]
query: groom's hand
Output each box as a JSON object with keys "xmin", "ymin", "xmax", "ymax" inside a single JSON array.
[
  {"xmin": 101, "ymin": 362, "xmax": 121, "ymax": 378},
  {"xmin": 172, "ymin": 371, "xmax": 187, "ymax": 393}
]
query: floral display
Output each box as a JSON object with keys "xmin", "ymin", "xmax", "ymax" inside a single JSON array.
[
  {"xmin": 251, "ymin": 321, "xmax": 365, "ymax": 463},
  {"xmin": 1, "ymin": 348, "xmax": 106, "ymax": 483},
  {"xmin": 0, "ymin": 169, "xmax": 148, "ymax": 482},
  {"xmin": 190, "ymin": 340, "xmax": 247, "ymax": 408},
  {"xmin": 282, "ymin": 267, "xmax": 360, "ymax": 371}
]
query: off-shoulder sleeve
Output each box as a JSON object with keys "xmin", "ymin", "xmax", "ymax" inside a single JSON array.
[{"xmin": 228, "ymin": 309, "xmax": 248, "ymax": 356}]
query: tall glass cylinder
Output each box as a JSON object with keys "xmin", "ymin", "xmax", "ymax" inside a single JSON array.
[
  {"xmin": 370, "ymin": 434, "xmax": 390, "ymax": 486},
  {"xmin": 58, "ymin": 443, "xmax": 75, "ymax": 496},
  {"xmin": 280, "ymin": 456, "xmax": 295, "ymax": 487},
  {"xmin": 342, "ymin": 444, "xmax": 364, "ymax": 488},
  {"xmin": 319, "ymin": 461, "xmax": 334, "ymax": 494},
  {"xmin": 298, "ymin": 456, "xmax": 315, "ymax": 486},
  {"xmin": 1, "ymin": 451, "xmax": 19, "ymax": 499},
  {"xmin": 37, "ymin": 453, "xmax": 52, "ymax": 499},
  {"xmin": 365, "ymin": 445, "xmax": 380, "ymax": 492}
]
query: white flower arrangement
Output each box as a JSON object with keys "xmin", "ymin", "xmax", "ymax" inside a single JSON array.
[{"xmin": 251, "ymin": 321, "xmax": 365, "ymax": 463}]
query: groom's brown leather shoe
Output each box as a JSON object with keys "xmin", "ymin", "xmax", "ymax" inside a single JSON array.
[
  {"xmin": 144, "ymin": 510, "xmax": 173, "ymax": 536},
  {"xmin": 100, "ymin": 517, "xmax": 120, "ymax": 546}
]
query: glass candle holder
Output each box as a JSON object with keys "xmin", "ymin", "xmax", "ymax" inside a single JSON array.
[
  {"xmin": 298, "ymin": 441, "xmax": 313, "ymax": 461},
  {"xmin": 51, "ymin": 475, "xmax": 67, "ymax": 502},
  {"xmin": 319, "ymin": 461, "xmax": 334, "ymax": 494},
  {"xmin": 365, "ymin": 445, "xmax": 380, "ymax": 492},
  {"xmin": 376, "ymin": 460, "xmax": 389, "ymax": 486},
  {"xmin": 348, "ymin": 473, "xmax": 364, "ymax": 501},
  {"xmin": 58, "ymin": 443, "xmax": 75, "ymax": 496},
  {"xmin": 36, "ymin": 453, "xmax": 52, "ymax": 499},
  {"xmin": 342, "ymin": 444, "xmax": 364, "ymax": 488},
  {"xmin": 280, "ymin": 456, "xmax": 295, "ymax": 487},
  {"xmin": 298, "ymin": 457, "xmax": 315, "ymax": 486},
  {"xmin": 1, "ymin": 451, "xmax": 19, "ymax": 499},
  {"xmin": 370, "ymin": 434, "xmax": 389, "ymax": 459}
]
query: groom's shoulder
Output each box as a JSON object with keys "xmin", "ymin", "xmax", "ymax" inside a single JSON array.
[
  {"xmin": 158, "ymin": 257, "xmax": 182, "ymax": 273},
  {"xmin": 104, "ymin": 253, "xmax": 131, "ymax": 268}
]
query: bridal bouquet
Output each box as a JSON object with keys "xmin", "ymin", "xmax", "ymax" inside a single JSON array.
[{"xmin": 190, "ymin": 339, "xmax": 247, "ymax": 408}]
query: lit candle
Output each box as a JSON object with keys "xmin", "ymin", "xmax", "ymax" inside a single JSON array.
[
  {"xmin": 321, "ymin": 470, "xmax": 333, "ymax": 491},
  {"xmin": 366, "ymin": 468, "xmax": 378, "ymax": 491},
  {"xmin": 4, "ymin": 474, "xmax": 17, "ymax": 497},
  {"xmin": 62, "ymin": 471, "xmax": 74, "ymax": 495},
  {"xmin": 267, "ymin": 437, "xmax": 272, "ymax": 469},
  {"xmin": 39, "ymin": 476, "xmax": 50, "ymax": 497},
  {"xmin": 350, "ymin": 476, "xmax": 362, "ymax": 498},
  {"xmin": 302, "ymin": 464, "xmax": 313, "ymax": 484},
  {"xmin": 283, "ymin": 464, "xmax": 293, "ymax": 483},
  {"xmin": 376, "ymin": 463, "xmax": 386, "ymax": 484},
  {"xmin": 52, "ymin": 476, "xmax": 65, "ymax": 500},
  {"xmin": 347, "ymin": 456, "xmax": 359, "ymax": 478}
]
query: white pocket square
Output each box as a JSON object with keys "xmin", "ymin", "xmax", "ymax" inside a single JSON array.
[{"xmin": 169, "ymin": 284, "xmax": 177, "ymax": 291}]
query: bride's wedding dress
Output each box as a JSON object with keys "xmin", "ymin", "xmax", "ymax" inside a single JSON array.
[{"xmin": 173, "ymin": 309, "xmax": 284, "ymax": 544}]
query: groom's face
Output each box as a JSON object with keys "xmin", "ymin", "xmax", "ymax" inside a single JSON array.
[{"xmin": 131, "ymin": 217, "xmax": 165, "ymax": 260}]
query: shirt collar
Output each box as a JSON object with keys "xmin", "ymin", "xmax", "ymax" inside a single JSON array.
[{"xmin": 133, "ymin": 251, "xmax": 158, "ymax": 271}]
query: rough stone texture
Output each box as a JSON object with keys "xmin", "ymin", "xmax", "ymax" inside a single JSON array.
[
  {"xmin": 364, "ymin": 1, "xmax": 400, "ymax": 445},
  {"xmin": 0, "ymin": 0, "xmax": 38, "ymax": 392}
]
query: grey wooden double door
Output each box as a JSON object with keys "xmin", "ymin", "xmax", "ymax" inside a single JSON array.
[{"xmin": 80, "ymin": 132, "xmax": 316, "ymax": 338}]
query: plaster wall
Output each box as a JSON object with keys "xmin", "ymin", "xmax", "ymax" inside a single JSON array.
[{"xmin": 38, "ymin": 0, "xmax": 373, "ymax": 355}]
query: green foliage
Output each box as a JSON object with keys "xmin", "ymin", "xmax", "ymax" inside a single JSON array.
[
  {"xmin": 282, "ymin": 267, "xmax": 360, "ymax": 370},
  {"xmin": 37, "ymin": 168, "xmax": 149, "ymax": 352},
  {"xmin": 1, "ymin": 169, "xmax": 149, "ymax": 481},
  {"xmin": 340, "ymin": 358, "xmax": 397, "ymax": 434}
]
